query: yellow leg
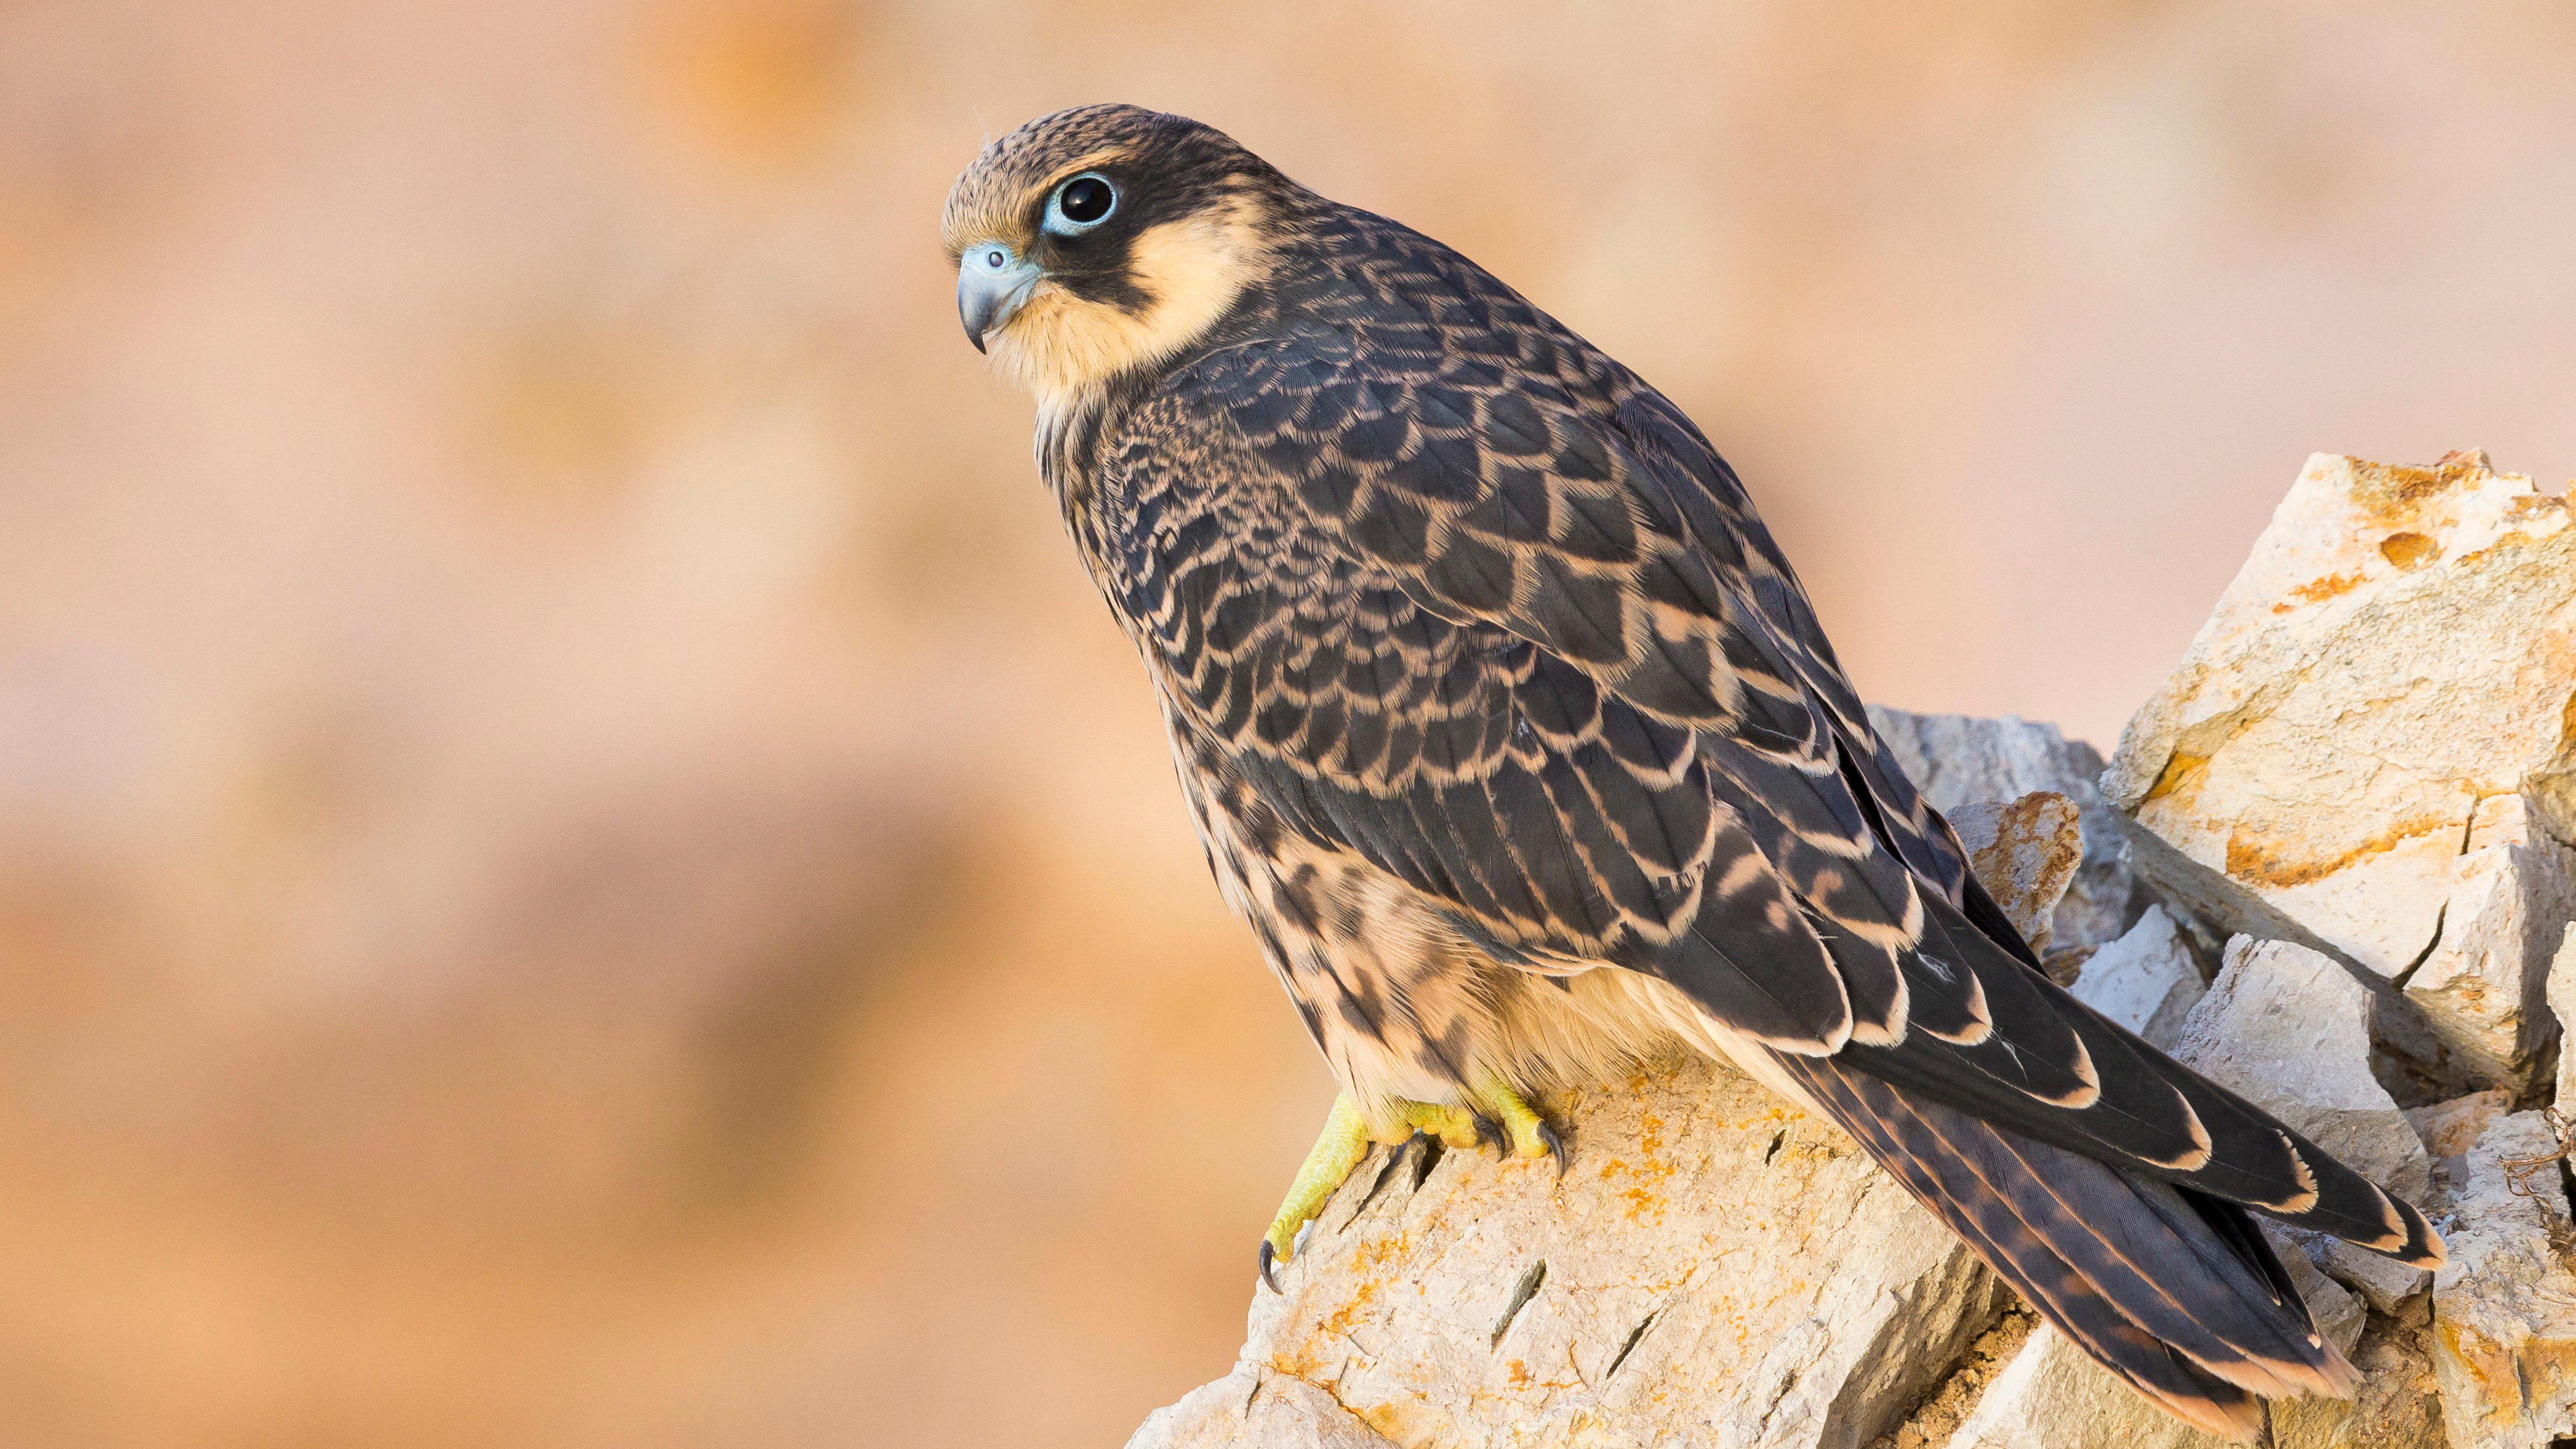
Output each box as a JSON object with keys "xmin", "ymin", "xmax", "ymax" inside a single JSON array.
[
  {"xmin": 1259, "ymin": 1085, "xmax": 1567, "ymax": 1289},
  {"xmin": 1260, "ymin": 1095, "xmax": 1371, "ymax": 1288},
  {"xmin": 1258, "ymin": 1095, "xmax": 1489, "ymax": 1288}
]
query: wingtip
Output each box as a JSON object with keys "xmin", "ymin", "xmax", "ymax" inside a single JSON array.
[
  {"xmin": 2207, "ymin": 1334, "xmax": 2362, "ymax": 1405},
  {"xmin": 2402, "ymin": 1205, "xmax": 2450, "ymax": 1272},
  {"xmin": 2368, "ymin": 1184, "xmax": 2448, "ymax": 1271},
  {"xmin": 2130, "ymin": 1373, "xmax": 2270, "ymax": 1444}
]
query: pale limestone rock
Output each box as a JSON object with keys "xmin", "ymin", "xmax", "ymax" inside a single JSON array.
[
  {"xmin": 1861, "ymin": 1309, "xmax": 2037, "ymax": 1449},
  {"xmin": 2429, "ymin": 1110, "xmax": 2576, "ymax": 1448},
  {"xmin": 1125, "ymin": 1062, "xmax": 2002, "ymax": 1449},
  {"xmin": 2104, "ymin": 451, "xmax": 2576, "ymax": 981},
  {"xmin": 2170, "ymin": 938, "xmax": 2434, "ymax": 1208},
  {"xmin": 2407, "ymin": 1087, "xmax": 2511, "ymax": 1204},
  {"xmin": 2276, "ymin": 1228, "xmax": 2432, "ymax": 1317},
  {"xmin": 1869, "ymin": 707, "xmax": 2152, "ymax": 962},
  {"xmin": 2551, "ymin": 924, "xmax": 2576, "ymax": 1107},
  {"xmin": 2403, "ymin": 794, "xmax": 2576, "ymax": 1092},
  {"xmin": 1128, "ymin": 1364, "xmax": 1392, "ymax": 1449},
  {"xmin": 2108, "ymin": 809, "xmax": 2358, "ymax": 968},
  {"xmin": 2111, "ymin": 806, "xmax": 2453, "ymax": 1081},
  {"xmin": 2164, "ymin": 939, "xmax": 2432, "ymax": 1316},
  {"xmin": 1946, "ymin": 792, "xmax": 2084, "ymax": 952},
  {"xmin": 1943, "ymin": 1323, "xmax": 2237, "ymax": 1449},
  {"xmin": 2407, "ymin": 1089, "xmax": 2515, "ymax": 1161},
  {"xmin": 2071, "ymin": 905, "xmax": 2206, "ymax": 1049}
]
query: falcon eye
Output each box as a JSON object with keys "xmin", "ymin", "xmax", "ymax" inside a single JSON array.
[{"xmin": 1046, "ymin": 174, "xmax": 1117, "ymax": 234}]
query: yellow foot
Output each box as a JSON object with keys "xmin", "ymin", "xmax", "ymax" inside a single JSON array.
[
  {"xmin": 1258, "ymin": 1085, "xmax": 1567, "ymax": 1290},
  {"xmin": 1469, "ymin": 1074, "xmax": 1570, "ymax": 1175}
]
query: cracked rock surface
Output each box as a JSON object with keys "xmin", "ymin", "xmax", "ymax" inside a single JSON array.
[
  {"xmin": 2168, "ymin": 937, "xmax": 2434, "ymax": 1210},
  {"xmin": 2429, "ymin": 1110, "xmax": 2576, "ymax": 1448},
  {"xmin": 2551, "ymin": 923, "xmax": 2576, "ymax": 1107},
  {"xmin": 2102, "ymin": 450, "xmax": 2576, "ymax": 990},
  {"xmin": 1130, "ymin": 1060, "xmax": 2007, "ymax": 1449},
  {"xmin": 2069, "ymin": 904, "xmax": 2205, "ymax": 1049},
  {"xmin": 2404, "ymin": 794, "xmax": 2576, "ymax": 1093},
  {"xmin": 1943, "ymin": 792, "xmax": 2083, "ymax": 957}
]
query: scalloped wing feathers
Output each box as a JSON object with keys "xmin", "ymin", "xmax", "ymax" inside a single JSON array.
[
  {"xmin": 1050, "ymin": 183, "xmax": 2436, "ymax": 1438},
  {"xmin": 1093, "ymin": 206, "xmax": 2438, "ymax": 1268}
]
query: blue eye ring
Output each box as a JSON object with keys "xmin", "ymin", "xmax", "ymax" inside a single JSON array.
[{"xmin": 1045, "ymin": 173, "xmax": 1118, "ymax": 235}]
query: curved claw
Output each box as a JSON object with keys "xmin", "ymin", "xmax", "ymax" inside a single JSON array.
[
  {"xmin": 1473, "ymin": 1113, "xmax": 1505, "ymax": 1155},
  {"xmin": 1538, "ymin": 1118, "xmax": 1570, "ymax": 1178},
  {"xmin": 1471, "ymin": 1074, "xmax": 1562, "ymax": 1167},
  {"xmin": 1258, "ymin": 1237, "xmax": 1281, "ymax": 1294}
]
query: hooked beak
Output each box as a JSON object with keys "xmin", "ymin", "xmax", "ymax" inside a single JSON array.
[{"xmin": 958, "ymin": 243, "xmax": 1041, "ymax": 353}]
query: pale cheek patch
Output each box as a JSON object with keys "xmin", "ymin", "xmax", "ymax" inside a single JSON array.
[{"xmin": 987, "ymin": 200, "xmax": 1266, "ymax": 413}]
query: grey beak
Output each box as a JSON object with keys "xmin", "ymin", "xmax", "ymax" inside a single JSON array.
[{"xmin": 958, "ymin": 244, "xmax": 1041, "ymax": 353}]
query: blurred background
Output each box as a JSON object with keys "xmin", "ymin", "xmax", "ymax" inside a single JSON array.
[{"xmin": 1, "ymin": 1, "xmax": 2572, "ymax": 1444}]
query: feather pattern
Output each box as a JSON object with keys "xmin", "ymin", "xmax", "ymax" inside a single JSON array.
[
  {"xmin": 1093, "ymin": 205, "xmax": 2440, "ymax": 1264},
  {"xmin": 947, "ymin": 103, "xmax": 2444, "ymax": 1440}
]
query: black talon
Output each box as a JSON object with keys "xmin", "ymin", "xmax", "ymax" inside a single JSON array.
[
  {"xmin": 1258, "ymin": 1238, "xmax": 1280, "ymax": 1293},
  {"xmin": 1539, "ymin": 1119, "xmax": 1570, "ymax": 1178},
  {"xmin": 1473, "ymin": 1114, "xmax": 1505, "ymax": 1155}
]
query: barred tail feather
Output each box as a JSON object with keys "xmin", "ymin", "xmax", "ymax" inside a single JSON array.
[{"xmin": 1783, "ymin": 1053, "xmax": 2357, "ymax": 1444}]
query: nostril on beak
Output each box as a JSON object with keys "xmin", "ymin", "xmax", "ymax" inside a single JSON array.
[{"xmin": 958, "ymin": 244, "xmax": 1041, "ymax": 353}]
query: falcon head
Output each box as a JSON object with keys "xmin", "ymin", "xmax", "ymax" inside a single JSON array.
[{"xmin": 943, "ymin": 105, "xmax": 1286, "ymax": 406}]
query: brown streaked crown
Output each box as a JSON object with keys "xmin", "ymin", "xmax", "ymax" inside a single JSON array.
[{"xmin": 943, "ymin": 105, "xmax": 1294, "ymax": 409}]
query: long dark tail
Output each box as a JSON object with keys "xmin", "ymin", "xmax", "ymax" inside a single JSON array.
[{"xmin": 1783, "ymin": 1053, "xmax": 2359, "ymax": 1443}]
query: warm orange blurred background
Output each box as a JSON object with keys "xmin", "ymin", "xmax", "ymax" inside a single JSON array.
[{"xmin": 2, "ymin": 3, "xmax": 2572, "ymax": 1445}]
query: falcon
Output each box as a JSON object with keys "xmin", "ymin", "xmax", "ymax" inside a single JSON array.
[{"xmin": 943, "ymin": 104, "xmax": 2441, "ymax": 1440}]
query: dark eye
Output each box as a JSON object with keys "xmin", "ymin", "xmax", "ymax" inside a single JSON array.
[{"xmin": 1046, "ymin": 174, "xmax": 1117, "ymax": 234}]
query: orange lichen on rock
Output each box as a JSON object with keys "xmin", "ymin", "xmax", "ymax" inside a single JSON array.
[
  {"xmin": 2223, "ymin": 811, "xmax": 2461, "ymax": 891},
  {"xmin": 2379, "ymin": 530, "xmax": 2440, "ymax": 570}
]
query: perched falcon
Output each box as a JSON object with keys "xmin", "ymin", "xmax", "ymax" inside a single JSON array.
[{"xmin": 944, "ymin": 105, "xmax": 2442, "ymax": 1440}]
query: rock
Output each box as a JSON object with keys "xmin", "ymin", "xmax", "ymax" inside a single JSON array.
[
  {"xmin": 2268, "ymin": 1302, "xmax": 2451, "ymax": 1449},
  {"xmin": 2070, "ymin": 905, "xmax": 2206, "ymax": 1049},
  {"xmin": 2403, "ymin": 794, "xmax": 2576, "ymax": 1092},
  {"xmin": 2275, "ymin": 1228, "xmax": 2433, "ymax": 1318},
  {"xmin": 2107, "ymin": 810, "xmax": 2361, "ymax": 968},
  {"xmin": 1126, "ymin": 1060, "xmax": 2004, "ymax": 1449},
  {"xmin": 2429, "ymin": 1110, "xmax": 2576, "ymax": 1448},
  {"xmin": 2170, "ymin": 938, "xmax": 2435, "ymax": 1208},
  {"xmin": 2551, "ymin": 925, "xmax": 2576, "ymax": 1107},
  {"xmin": 1142, "ymin": 685, "xmax": 2527, "ymax": 1449},
  {"xmin": 2165, "ymin": 939, "xmax": 2434, "ymax": 1313},
  {"xmin": 2407, "ymin": 1089, "xmax": 2515, "ymax": 1160},
  {"xmin": 2113, "ymin": 807, "xmax": 2461, "ymax": 1087},
  {"xmin": 2103, "ymin": 451, "xmax": 2576, "ymax": 983},
  {"xmin": 1945, "ymin": 792, "xmax": 2085, "ymax": 954},
  {"xmin": 2405, "ymin": 1087, "xmax": 2511, "ymax": 1203},
  {"xmin": 1869, "ymin": 707, "xmax": 2154, "ymax": 964},
  {"xmin": 1943, "ymin": 1323, "xmax": 2237, "ymax": 1449},
  {"xmin": 1128, "ymin": 1363, "xmax": 1392, "ymax": 1448},
  {"xmin": 1862, "ymin": 1307, "xmax": 2037, "ymax": 1449}
]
